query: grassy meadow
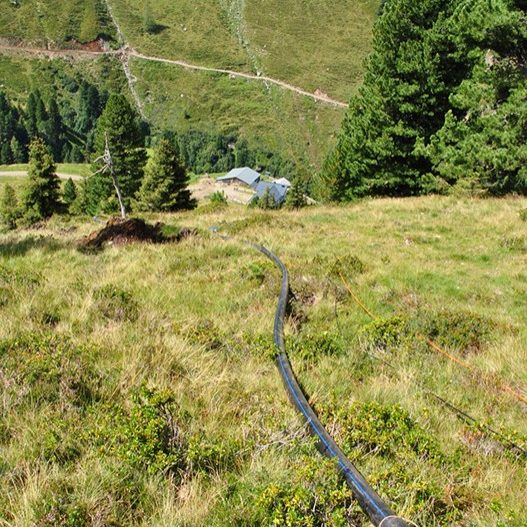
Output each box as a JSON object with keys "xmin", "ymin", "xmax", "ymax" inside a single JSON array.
[
  {"xmin": 110, "ymin": 0, "xmax": 377, "ymax": 100},
  {"xmin": 0, "ymin": 0, "xmax": 116, "ymax": 45},
  {"xmin": 1, "ymin": 196, "xmax": 526, "ymax": 526}
]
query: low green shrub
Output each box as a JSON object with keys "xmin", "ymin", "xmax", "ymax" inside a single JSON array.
[
  {"xmin": 256, "ymin": 458, "xmax": 356, "ymax": 527},
  {"xmin": 289, "ymin": 330, "xmax": 343, "ymax": 362},
  {"xmin": 412, "ymin": 308, "xmax": 494, "ymax": 355},
  {"xmin": 209, "ymin": 190, "xmax": 228, "ymax": 204},
  {"xmin": 359, "ymin": 316, "xmax": 410, "ymax": 353},
  {"xmin": 187, "ymin": 319, "xmax": 225, "ymax": 351},
  {"xmin": 95, "ymin": 386, "xmax": 187, "ymax": 477},
  {"xmin": 93, "ymin": 284, "xmax": 139, "ymax": 322},
  {"xmin": 323, "ymin": 401, "xmax": 443, "ymax": 461},
  {"xmin": 329, "ymin": 254, "xmax": 366, "ymax": 279},
  {"xmin": 518, "ymin": 208, "xmax": 527, "ymax": 222},
  {"xmin": 186, "ymin": 435, "xmax": 241, "ymax": 474},
  {"xmin": 319, "ymin": 401, "xmax": 467, "ymax": 525},
  {"xmin": 242, "ymin": 262, "xmax": 269, "ymax": 285},
  {"xmin": 0, "ymin": 332, "xmax": 100, "ymax": 409}
]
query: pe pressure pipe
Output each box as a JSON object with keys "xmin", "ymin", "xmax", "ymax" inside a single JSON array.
[{"xmin": 254, "ymin": 243, "xmax": 411, "ymax": 527}]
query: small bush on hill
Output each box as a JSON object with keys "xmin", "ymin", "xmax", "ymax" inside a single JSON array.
[
  {"xmin": 411, "ymin": 308, "xmax": 494, "ymax": 355},
  {"xmin": 0, "ymin": 184, "xmax": 21, "ymax": 229},
  {"xmin": 93, "ymin": 284, "xmax": 139, "ymax": 322},
  {"xmin": 359, "ymin": 316, "xmax": 410, "ymax": 353}
]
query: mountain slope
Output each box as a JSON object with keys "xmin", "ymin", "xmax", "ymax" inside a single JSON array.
[{"xmin": 0, "ymin": 0, "xmax": 379, "ymax": 170}]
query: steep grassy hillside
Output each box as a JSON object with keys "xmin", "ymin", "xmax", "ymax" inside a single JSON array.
[
  {"xmin": 0, "ymin": 0, "xmax": 116, "ymax": 45},
  {"xmin": 1, "ymin": 197, "xmax": 526, "ymax": 526},
  {"xmin": 0, "ymin": 1, "xmax": 379, "ymax": 170},
  {"xmin": 0, "ymin": 53, "xmax": 126, "ymax": 105},
  {"xmin": 131, "ymin": 58, "xmax": 343, "ymax": 171},
  {"xmin": 109, "ymin": 0, "xmax": 377, "ymax": 101}
]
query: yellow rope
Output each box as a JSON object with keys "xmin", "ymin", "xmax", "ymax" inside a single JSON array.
[{"xmin": 339, "ymin": 273, "xmax": 527, "ymax": 407}]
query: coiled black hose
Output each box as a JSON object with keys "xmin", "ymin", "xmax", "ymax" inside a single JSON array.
[{"xmin": 252, "ymin": 242, "xmax": 411, "ymax": 527}]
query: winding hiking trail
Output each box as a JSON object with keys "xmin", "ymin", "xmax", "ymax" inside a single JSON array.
[{"xmin": 0, "ymin": 42, "xmax": 348, "ymax": 109}]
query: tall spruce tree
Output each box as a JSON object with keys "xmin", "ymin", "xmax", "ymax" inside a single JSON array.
[
  {"xmin": 426, "ymin": 0, "xmax": 527, "ymax": 194},
  {"xmin": 322, "ymin": 0, "xmax": 460, "ymax": 199},
  {"xmin": 322, "ymin": 0, "xmax": 527, "ymax": 199},
  {"xmin": 22, "ymin": 138, "xmax": 61, "ymax": 222},
  {"xmin": 136, "ymin": 139, "xmax": 196, "ymax": 211},
  {"xmin": 0, "ymin": 184, "xmax": 20, "ymax": 229},
  {"xmin": 88, "ymin": 94, "xmax": 147, "ymax": 214},
  {"xmin": 46, "ymin": 99, "xmax": 64, "ymax": 161}
]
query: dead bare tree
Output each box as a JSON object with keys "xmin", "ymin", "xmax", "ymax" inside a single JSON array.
[{"xmin": 94, "ymin": 132, "xmax": 127, "ymax": 219}]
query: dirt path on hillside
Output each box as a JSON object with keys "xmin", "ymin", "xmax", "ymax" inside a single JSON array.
[
  {"xmin": 0, "ymin": 41, "xmax": 347, "ymax": 108},
  {"xmin": 129, "ymin": 50, "xmax": 348, "ymax": 107}
]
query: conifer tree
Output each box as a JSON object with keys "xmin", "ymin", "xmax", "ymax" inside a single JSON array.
[
  {"xmin": 10, "ymin": 137, "xmax": 25, "ymax": 163},
  {"xmin": 63, "ymin": 178, "xmax": 77, "ymax": 210},
  {"xmin": 425, "ymin": 0, "xmax": 527, "ymax": 194},
  {"xmin": 1, "ymin": 142, "xmax": 12, "ymax": 164},
  {"xmin": 136, "ymin": 139, "xmax": 196, "ymax": 211},
  {"xmin": 22, "ymin": 138, "xmax": 61, "ymax": 222},
  {"xmin": 71, "ymin": 178, "xmax": 90, "ymax": 216},
  {"xmin": 0, "ymin": 184, "xmax": 20, "ymax": 229},
  {"xmin": 46, "ymin": 99, "xmax": 64, "ymax": 161},
  {"xmin": 322, "ymin": 0, "xmax": 527, "ymax": 199},
  {"xmin": 258, "ymin": 187, "xmax": 279, "ymax": 209},
  {"xmin": 285, "ymin": 180, "xmax": 307, "ymax": 209},
  {"xmin": 88, "ymin": 94, "xmax": 147, "ymax": 214},
  {"xmin": 321, "ymin": 0, "xmax": 463, "ymax": 199}
]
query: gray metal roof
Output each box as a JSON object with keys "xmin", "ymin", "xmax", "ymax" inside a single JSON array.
[
  {"xmin": 274, "ymin": 177, "xmax": 291, "ymax": 187},
  {"xmin": 217, "ymin": 167, "xmax": 261, "ymax": 186},
  {"xmin": 254, "ymin": 181, "xmax": 289, "ymax": 204}
]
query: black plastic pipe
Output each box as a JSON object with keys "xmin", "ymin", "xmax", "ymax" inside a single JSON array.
[{"xmin": 253, "ymin": 242, "xmax": 411, "ymax": 527}]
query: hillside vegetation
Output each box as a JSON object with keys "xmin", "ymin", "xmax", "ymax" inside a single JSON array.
[
  {"xmin": 0, "ymin": 0, "xmax": 380, "ymax": 171},
  {"xmin": 323, "ymin": 0, "xmax": 527, "ymax": 200},
  {"xmin": 0, "ymin": 0, "xmax": 116, "ymax": 45},
  {"xmin": 1, "ymin": 197, "xmax": 526, "ymax": 526},
  {"xmin": 109, "ymin": 0, "xmax": 378, "ymax": 101}
]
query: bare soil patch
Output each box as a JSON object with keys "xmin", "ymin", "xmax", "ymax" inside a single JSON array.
[{"xmin": 78, "ymin": 217, "xmax": 195, "ymax": 251}]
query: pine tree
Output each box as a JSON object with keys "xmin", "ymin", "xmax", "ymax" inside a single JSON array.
[
  {"xmin": 25, "ymin": 90, "xmax": 39, "ymax": 137},
  {"xmin": 285, "ymin": 180, "xmax": 307, "ymax": 209},
  {"xmin": 47, "ymin": 99, "xmax": 64, "ymax": 161},
  {"xmin": 0, "ymin": 141, "xmax": 12, "ymax": 164},
  {"xmin": 0, "ymin": 184, "xmax": 20, "ymax": 229},
  {"xmin": 70, "ymin": 178, "xmax": 90, "ymax": 216},
  {"xmin": 322, "ymin": 0, "xmax": 461, "ymax": 199},
  {"xmin": 76, "ymin": 81, "xmax": 101, "ymax": 135},
  {"xmin": 22, "ymin": 138, "xmax": 61, "ymax": 222},
  {"xmin": 136, "ymin": 139, "xmax": 196, "ymax": 211},
  {"xmin": 63, "ymin": 178, "xmax": 77, "ymax": 210},
  {"xmin": 10, "ymin": 136, "xmax": 25, "ymax": 163},
  {"xmin": 258, "ymin": 187, "xmax": 278, "ymax": 210},
  {"xmin": 425, "ymin": 0, "xmax": 527, "ymax": 194},
  {"xmin": 89, "ymin": 94, "xmax": 147, "ymax": 214},
  {"xmin": 234, "ymin": 138, "xmax": 251, "ymax": 167}
]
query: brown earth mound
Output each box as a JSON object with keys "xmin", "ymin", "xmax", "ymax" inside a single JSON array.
[{"xmin": 78, "ymin": 217, "xmax": 196, "ymax": 251}]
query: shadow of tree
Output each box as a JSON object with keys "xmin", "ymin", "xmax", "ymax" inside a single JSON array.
[
  {"xmin": 146, "ymin": 24, "xmax": 169, "ymax": 35},
  {"xmin": 0, "ymin": 235, "xmax": 69, "ymax": 257}
]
